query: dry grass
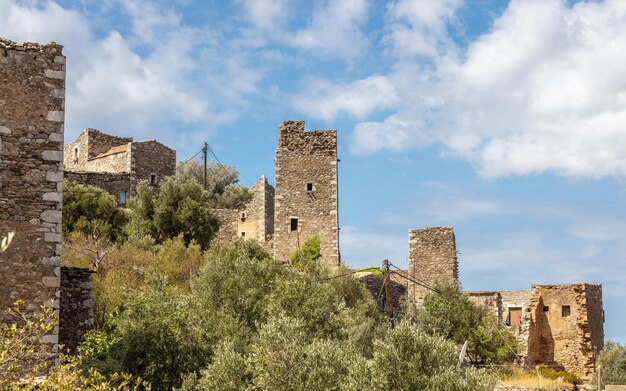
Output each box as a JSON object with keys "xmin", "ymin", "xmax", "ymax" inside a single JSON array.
[{"xmin": 498, "ymin": 367, "xmax": 572, "ymax": 389}]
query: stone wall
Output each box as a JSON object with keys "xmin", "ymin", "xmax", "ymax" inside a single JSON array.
[
  {"xmin": 64, "ymin": 128, "xmax": 132, "ymax": 172},
  {"xmin": 214, "ymin": 208, "xmax": 239, "ymax": 242},
  {"xmin": 65, "ymin": 171, "xmax": 131, "ymax": 205},
  {"xmin": 525, "ymin": 284, "xmax": 604, "ymax": 379},
  {"xmin": 407, "ymin": 227, "xmax": 458, "ymax": 303},
  {"xmin": 133, "ymin": 139, "xmax": 176, "ymax": 190},
  {"xmin": 0, "ymin": 37, "xmax": 66, "ymax": 354},
  {"xmin": 273, "ymin": 121, "xmax": 339, "ymax": 268},
  {"xmin": 59, "ymin": 267, "xmax": 94, "ymax": 353},
  {"xmin": 467, "ymin": 290, "xmax": 502, "ymax": 320}
]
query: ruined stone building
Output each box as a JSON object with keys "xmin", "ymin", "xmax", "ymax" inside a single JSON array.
[
  {"xmin": 64, "ymin": 128, "xmax": 176, "ymax": 204},
  {"xmin": 0, "ymin": 38, "xmax": 66, "ymax": 353},
  {"xmin": 405, "ymin": 226, "xmax": 604, "ymax": 379},
  {"xmin": 216, "ymin": 120, "xmax": 340, "ymax": 269}
]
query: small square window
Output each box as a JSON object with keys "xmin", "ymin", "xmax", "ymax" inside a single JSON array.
[
  {"xmin": 241, "ymin": 212, "xmax": 247, "ymax": 222},
  {"xmin": 306, "ymin": 183, "xmax": 313, "ymax": 192},
  {"xmin": 290, "ymin": 218, "xmax": 298, "ymax": 232},
  {"xmin": 562, "ymin": 305, "xmax": 571, "ymax": 317},
  {"xmin": 241, "ymin": 232, "xmax": 245, "ymax": 238},
  {"xmin": 150, "ymin": 174, "xmax": 157, "ymax": 185},
  {"xmin": 543, "ymin": 306, "xmax": 549, "ymax": 312}
]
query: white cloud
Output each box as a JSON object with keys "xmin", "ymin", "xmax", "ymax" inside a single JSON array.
[
  {"xmin": 293, "ymin": 76, "xmax": 398, "ymax": 122},
  {"xmin": 321, "ymin": 0, "xmax": 626, "ymax": 178},
  {"xmin": 235, "ymin": 0, "xmax": 289, "ymax": 32},
  {"xmin": 287, "ymin": 0, "xmax": 370, "ymax": 59},
  {"xmin": 384, "ymin": 0, "xmax": 463, "ymax": 58}
]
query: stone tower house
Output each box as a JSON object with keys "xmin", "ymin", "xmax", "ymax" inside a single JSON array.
[
  {"xmin": 407, "ymin": 226, "xmax": 458, "ymax": 303},
  {"xmin": 0, "ymin": 38, "xmax": 66, "ymax": 353},
  {"xmin": 273, "ymin": 121, "xmax": 340, "ymax": 268}
]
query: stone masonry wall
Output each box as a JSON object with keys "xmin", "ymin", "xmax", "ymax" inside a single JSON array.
[
  {"xmin": 65, "ymin": 171, "xmax": 131, "ymax": 205},
  {"xmin": 214, "ymin": 208, "xmax": 239, "ymax": 242},
  {"xmin": 132, "ymin": 139, "xmax": 176, "ymax": 190},
  {"xmin": 407, "ymin": 227, "xmax": 458, "ymax": 304},
  {"xmin": 0, "ymin": 38, "xmax": 66, "ymax": 354},
  {"xmin": 59, "ymin": 267, "xmax": 94, "ymax": 353},
  {"xmin": 64, "ymin": 128, "xmax": 132, "ymax": 172},
  {"xmin": 84, "ymin": 145, "xmax": 130, "ymax": 173},
  {"xmin": 273, "ymin": 121, "xmax": 339, "ymax": 268},
  {"xmin": 526, "ymin": 284, "xmax": 604, "ymax": 379}
]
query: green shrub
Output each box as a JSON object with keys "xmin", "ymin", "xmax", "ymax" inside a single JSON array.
[{"xmin": 597, "ymin": 341, "xmax": 626, "ymax": 385}]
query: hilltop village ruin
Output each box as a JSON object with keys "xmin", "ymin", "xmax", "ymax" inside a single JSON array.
[{"xmin": 0, "ymin": 37, "xmax": 604, "ymax": 379}]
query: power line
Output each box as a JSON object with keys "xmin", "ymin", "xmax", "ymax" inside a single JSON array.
[
  {"xmin": 206, "ymin": 145, "xmax": 255, "ymax": 186},
  {"xmin": 177, "ymin": 148, "xmax": 203, "ymax": 169},
  {"xmin": 318, "ymin": 267, "xmax": 381, "ymax": 282},
  {"xmin": 388, "ymin": 262, "xmax": 442, "ymax": 294}
]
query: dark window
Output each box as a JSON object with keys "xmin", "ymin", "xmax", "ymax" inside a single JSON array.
[
  {"xmin": 119, "ymin": 191, "xmax": 127, "ymax": 205},
  {"xmin": 150, "ymin": 174, "xmax": 157, "ymax": 185},
  {"xmin": 241, "ymin": 212, "xmax": 246, "ymax": 222},
  {"xmin": 290, "ymin": 218, "xmax": 298, "ymax": 232},
  {"xmin": 73, "ymin": 147, "xmax": 78, "ymax": 160},
  {"xmin": 241, "ymin": 232, "xmax": 245, "ymax": 238},
  {"xmin": 306, "ymin": 183, "xmax": 313, "ymax": 192},
  {"xmin": 562, "ymin": 305, "xmax": 571, "ymax": 317},
  {"xmin": 543, "ymin": 306, "xmax": 549, "ymax": 312}
]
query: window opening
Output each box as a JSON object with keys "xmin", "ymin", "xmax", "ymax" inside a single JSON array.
[
  {"xmin": 306, "ymin": 183, "xmax": 313, "ymax": 192},
  {"xmin": 150, "ymin": 174, "xmax": 157, "ymax": 185},
  {"xmin": 508, "ymin": 307, "xmax": 522, "ymax": 327},
  {"xmin": 119, "ymin": 191, "xmax": 127, "ymax": 205},
  {"xmin": 562, "ymin": 305, "xmax": 571, "ymax": 317},
  {"xmin": 241, "ymin": 232, "xmax": 245, "ymax": 238},
  {"xmin": 241, "ymin": 212, "xmax": 247, "ymax": 222},
  {"xmin": 290, "ymin": 218, "xmax": 298, "ymax": 232},
  {"xmin": 543, "ymin": 306, "xmax": 549, "ymax": 312},
  {"xmin": 73, "ymin": 147, "xmax": 78, "ymax": 161}
]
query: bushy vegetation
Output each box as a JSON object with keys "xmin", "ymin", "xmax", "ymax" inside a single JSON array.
[
  {"xmin": 76, "ymin": 239, "xmax": 498, "ymax": 391},
  {"xmin": 597, "ymin": 341, "xmax": 626, "ymax": 385},
  {"xmin": 63, "ymin": 182, "xmax": 128, "ymax": 242},
  {"xmin": 412, "ymin": 281, "xmax": 519, "ymax": 364},
  {"xmin": 0, "ymin": 302, "xmax": 149, "ymax": 390}
]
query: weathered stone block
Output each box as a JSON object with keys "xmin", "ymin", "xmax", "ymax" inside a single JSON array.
[
  {"xmin": 47, "ymin": 111, "xmax": 64, "ymax": 122},
  {"xmin": 42, "ymin": 276, "xmax": 60, "ymax": 288},
  {"xmin": 42, "ymin": 150, "xmax": 63, "ymax": 161},
  {"xmin": 43, "ymin": 192, "xmax": 63, "ymax": 202},
  {"xmin": 44, "ymin": 69, "xmax": 65, "ymax": 79},
  {"xmin": 41, "ymin": 210, "xmax": 62, "ymax": 223}
]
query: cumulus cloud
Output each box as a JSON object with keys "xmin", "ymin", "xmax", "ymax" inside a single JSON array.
[
  {"xmin": 293, "ymin": 76, "xmax": 398, "ymax": 122},
  {"xmin": 297, "ymin": 0, "xmax": 626, "ymax": 178}
]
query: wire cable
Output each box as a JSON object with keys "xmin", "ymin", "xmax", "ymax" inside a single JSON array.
[
  {"xmin": 176, "ymin": 149, "xmax": 203, "ymax": 169},
  {"xmin": 207, "ymin": 145, "xmax": 255, "ymax": 186}
]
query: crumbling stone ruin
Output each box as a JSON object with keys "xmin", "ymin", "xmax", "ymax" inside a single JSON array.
[
  {"xmin": 216, "ymin": 120, "xmax": 340, "ymax": 268},
  {"xmin": 406, "ymin": 226, "xmax": 604, "ymax": 379},
  {"xmin": 407, "ymin": 227, "xmax": 458, "ymax": 304},
  {"xmin": 59, "ymin": 267, "xmax": 95, "ymax": 353},
  {"xmin": 64, "ymin": 128, "xmax": 176, "ymax": 203},
  {"xmin": 214, "ymin": 175, "xmax": 274, "ymax": 244},
  {"xmin": 0, "ymin": 38, "xmax": 66, "ymax": 353}
]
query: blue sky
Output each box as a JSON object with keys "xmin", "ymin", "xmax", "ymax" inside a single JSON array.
[{"xmin": 2, "ymin": 0, "xmax": 625, "ymax": 343}]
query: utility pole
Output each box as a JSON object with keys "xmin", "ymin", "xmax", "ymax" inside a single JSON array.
[
  {"xmin": 203, "ymin": 142, "xmax": 208, "ymax": 191},
  {"xmin": 383, "ymin": 259, "xmax": 392, "ymax": 316}
]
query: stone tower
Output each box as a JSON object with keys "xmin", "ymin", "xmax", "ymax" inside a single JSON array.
[
  {"xmin": 407, "ymin": 227, "xmax": 458, "ymax": 303},
  {"xmin": 0, "ymin": 38, "xmax": 66, "ymax": 354},
  {"xmin": 273, "ymin": 121, "xmax": 339, "ymax": 268}
]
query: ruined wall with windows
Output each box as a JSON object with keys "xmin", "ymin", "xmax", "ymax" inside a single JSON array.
[
  {"xmin": 0, "ymin": 38, "xmax": 66, "ymax": 354},
  {"xmin": 132, "ymin": 139, "xmax": 176, "ymax": 188},
  {"xmin": 63, "ymin": 128, "xmax": 132, "ymax": 172},
  {"xmin": 273, "ymin": 121, "xmax": 339, "ymax": 268},
  {"xmin": 407, "ymin": 227, "xmax": 458, "ymax": 304}
]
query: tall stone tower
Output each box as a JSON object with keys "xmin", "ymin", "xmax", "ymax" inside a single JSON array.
[
  {"xmin": 273, "ymin": 121, "xmax": 340, "ymax": 268},
  {"xmin": 0, "ymin": 38, "xmax": 66, "ymax": 354},
  {"xmin": 407, "ymin": 227, "xmax": 458, "ymax": 303}
]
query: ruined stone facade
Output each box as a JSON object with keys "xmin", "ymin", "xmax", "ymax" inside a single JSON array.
[
  {"xmin": 0, "ymin": 38, "xmax": 66, "ymax": 353},
  {"xmin": 273, "ymin": 121, "xmax": 339, "ymax": 268},
  {"xmin": 59, "ymin": 267, "xmax": 95, "ymax": 353},
  {"xmin": 214, "ymin": 176, "xmax": 275, "ymax": 244},
  {"xmin": 64, "ymin": 128, "xmax": 176, "ymax": 199},
  {"xmin": 407, "ymin": 226, "xmax": 604, "ymax": 379},
  {"xmin": 216, "ymin": 121, "xmax": 339, "ymax": 268},
  {"xmin": 407, "ymin": 227, "xmax": 458, "ymax": 304}
]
